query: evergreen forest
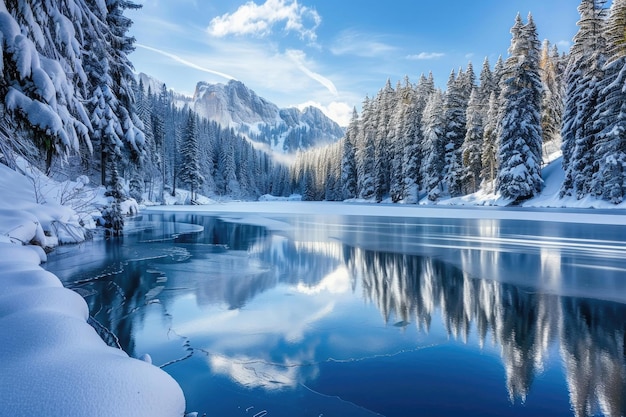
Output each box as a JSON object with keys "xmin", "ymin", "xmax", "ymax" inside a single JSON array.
[
  {"xmin": 292, "ymin": 1, "xmax": 626, "ymax": 206},
  {"xmin": 0, "ymin": 0, "xmax": 625, "ymax": 238}
]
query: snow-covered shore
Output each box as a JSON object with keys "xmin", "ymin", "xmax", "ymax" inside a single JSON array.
[
  {"xmin": 0, "ymin": 162, "xmax": 186, "ymax": 416},
  {"xmin": 0, "ymin": 243, "xmax": 186, "ymax": 416}
]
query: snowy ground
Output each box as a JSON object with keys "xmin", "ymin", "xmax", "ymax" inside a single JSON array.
[
  {"xmin": 0, "ymin": 161, "xmax": 186, "ymax": 417},
  {"xmin": 0, "ymin": 155, "xmax": 623, "ymax": 416}
]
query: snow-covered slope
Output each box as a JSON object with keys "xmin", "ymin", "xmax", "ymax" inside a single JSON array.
[
  {"xmin": 436, "ymin": 156, "xmax": 626, "ymax": 209},
  {"xmin": 139, "ymin": 73, "xmax": 344, "ymax": 153}
]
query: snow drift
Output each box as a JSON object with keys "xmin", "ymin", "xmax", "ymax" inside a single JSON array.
[
  {"xmin": 0, "ymin": 161, "xmax": 186, "ymax": 416},
  {"xmin": 0, "ymin": 243, "xmax": 186, "ymax": 416}
]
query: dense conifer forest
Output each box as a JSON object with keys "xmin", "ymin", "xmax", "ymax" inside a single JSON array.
[
  {"xmin": 292, "ymin": 0, "xmax": 626, "ymax": 206},
  {"xmin": 0, "ymin": 0, "xmax": 624, "ymax": 238}
]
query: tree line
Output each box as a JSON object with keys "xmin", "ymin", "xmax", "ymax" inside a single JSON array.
[{"xmin": 292, "ymin": 0, "xmax": 626, "ymax": 205}]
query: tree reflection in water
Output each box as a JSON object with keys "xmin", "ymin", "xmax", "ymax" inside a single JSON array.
[{"xmin": 44, "ymin": 212, "xmax": 626, "ymax": 417}]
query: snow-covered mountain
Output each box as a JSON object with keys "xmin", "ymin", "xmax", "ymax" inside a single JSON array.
[
  {"xmin": 191, "ymin": 80, "xmax": 345, "ymax": 153},
  {"xmin": 139, "ymin": 74, "xmax": 344, "ymax": 153}
]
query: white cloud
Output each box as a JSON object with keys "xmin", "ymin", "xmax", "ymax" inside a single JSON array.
[
  {"xmin": 286, "ymin": 49, "xmax": 338, "ymax": 96},
  {"xmin": 406, "ymin": 52, "xmax": 446, "ymax": 60},
  {"xmin": 207, "ymin": 0, "xmax": 321, "ymax": 41},
  {"xmin": 136, "ymin": 43, "xmax": 237, "ymax": 80},
  {"xmin": 297, "ymin": 100, "xmax": 352, "ymax": 127},
  {"xmin": 330, "ymin": 30, "xmax": 397, "ymax": 58},
  {"xmin": 556, "ymin": 40, "xmax": 571, "ymax": 51}
]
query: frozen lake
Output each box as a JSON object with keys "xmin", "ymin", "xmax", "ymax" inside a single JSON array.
[{"xmin": 44, "ymin": 203, "xmax": 626, "ymax": 416}]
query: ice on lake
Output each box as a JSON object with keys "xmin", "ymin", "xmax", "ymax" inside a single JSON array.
[{"xmin": 44, "ymin": 206, "xmax": 626, "ymax": 417}]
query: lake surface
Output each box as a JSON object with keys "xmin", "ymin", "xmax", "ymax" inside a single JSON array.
[{"xmin": 44, "ymin": 207, "xmax": 626, "ymax": 417}]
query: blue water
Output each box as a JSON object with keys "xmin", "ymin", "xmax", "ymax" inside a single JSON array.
[{"xmin": 44, "ymin": 209, "xmax": 626, "ymax": 417}]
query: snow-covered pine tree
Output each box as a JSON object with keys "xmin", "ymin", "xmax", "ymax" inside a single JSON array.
[
  {"xmin": 590, "ymin": 0, "xmax": 626, "ymax": 203},
  {"xmin": 341, "ymin": 108, "xmax": 359, "ymax": 200},
  {"xmin": 481, "ymin": 92, "xmax": 499, "ymax": 191},
  {"xmin": 560, "ymin": 0, "xmax": 607, "ymax": 198},
  {"xmin": 218, "ymin": 128, "xmax": 240, "ymax": 197},
  {"xmin": 493, "ymin": 55, "xmax": 505, "ymax": 99},
  {"xmin": 421, "ymin": 90, "xmax": 446, "ymax": 201},
  {"xmin": 373, "ymin": 80, "xmax": 396, "ymax": 202},
  {"xmin": 479, "ymin": 57, "xmax": 496, "ymax": 105},
  {"xmin": 390, "ymin": 78, "xmax": 411, "ymax": 203},
  {"xmin": 103, "ymin": 153, "xmax": 125, "ymax": 237},
  {"xmin": 302, "ymin": 169, "xmax": 316, "ymax": 201},
  {"xmin": 462, "ymin": 88, "xmax": 484, "ymax": 194},
  {"xmin": 540, "ymin": 40, "xmax": 565, "ymax": 158},
  {"xmin": 86, "ymin": 42, "xmax": 124, "ymax": 186},
  {"xmin": 104, "ymin": 0, "xmax": 145, "ymax": 160},
  {"xmin": 402, "ymin": 74, "xmax": 434, "ymax": 202},
  {"xmin": 179, "ymin": 110, "xmax": 204, "ymax": 202},
  {"xmin": 134, "ymin": 79, "xmax": 157, "ymax": 200},
  {"xmin": 443, "ymin": 69, "xmax": 470, "ymax": 197},
  {"xmin": 357, "ymin": 97, "xmax": 376, "ymax": 199},
  {"xmin": 0, "ymin": 1, "xmax": 92, "ymax": 173},
  {"xmin": 496, "ymin": 13, "xmax": 544, "ymax": 203}
]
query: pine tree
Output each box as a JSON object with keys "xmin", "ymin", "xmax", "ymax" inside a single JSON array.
[
  {"xmin": 481, "ymin": 92, "xmax": 499, "ymax": 191},
  {"xmin": 87, "ymin": 45, "xmax": 124, "ymax": 186},
  {"xmin": 373, "ymin": 80, "xmax": 396, "ymax": 201},
  {"xmin": 443, "ymin": 69, "xmax": 470, "ymax": 197},
  {"xmin": 216, "ymin": 129, "xmax": 240, "ymax": 197},
  {"xmin": 401, "ymin": 76, "xmax": 430, "ymax": 203},
  {"xmin": 590, "ymin": 0, "xmax": 626, "ymax": 202},
  {"xmin": 153, "ymin": 84, "xmax": 168, "ymax": 201},
  {"xmin": 179, "ymin": 111, "xmax": 204, "ymax": 202},
  {"xmin": 103, "ymin": 153, "xmax": 125, "ymax": 237},
  {"xmin": 560, "ymin": 0, "xmax": 607, "ymax": 198},
  {"xmin": 357, "ymin": 97, "xmax": 376, "ymax": 199},
  {"xmin": 479, "ymin": 57, "xmax": 496, "ymax": 104},
  {"xmin": 0, "ymin": 1, "xmax": 92, "ymax": 173},
  {"xmin": 496, "ymin": 14, "xmax": 544, "ymax": 203},
  {"xmin": 390, "ymin": 78, "xmax": 412, "ymax": 202},
  {"xmin": 462, "ymin": 88, "xmax": 484, "ymax": 194},
  {"xmin": 540, "ymin": 40, "xmax": 565, "ymax": 157},
  {"xmin": 341, "ymin": 108, "xmax": 359, "ymax": 200},
  {"xmin": 421, "ymin": 90, "xmax": 446, "ymax": 201}
]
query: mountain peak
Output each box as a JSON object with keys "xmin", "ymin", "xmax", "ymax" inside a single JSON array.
[{"xmin": 191, "ymin": 80, "xmax": 344, "ymax": 153}]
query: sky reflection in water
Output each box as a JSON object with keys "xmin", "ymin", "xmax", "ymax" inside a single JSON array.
[{"xmin": 44, "ymin": 212, "xmax": 626, "ymax": 417}]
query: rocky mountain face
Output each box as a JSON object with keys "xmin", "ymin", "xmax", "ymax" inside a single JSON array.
[{"xmin": 191, "ymin": 80, "xmax": 344, "ymax": 153}]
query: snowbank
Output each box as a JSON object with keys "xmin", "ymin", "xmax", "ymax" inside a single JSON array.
[
  {"xmin": 0, "ymin": 243, "xmax": 186, "ymax": 416},
  {"xmin": 434, "ymin": 157, "xmax": 626, "ymax": 209},
  {"xmin": 0, "ymin": 162, "xmax": 187, "ymax": 416},
  {"xmin": 0, "ymin": 159, "xmax": 144, "ymax": 246}
]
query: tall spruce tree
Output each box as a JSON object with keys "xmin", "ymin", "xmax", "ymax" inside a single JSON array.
[
  {"xmin": 443, "ymin": 69, "xmax": 470, "ymax": 197},
  {"xmin": 179, "ymin": 110, "xmax": 203, "ymax": 202},
  {"xmin": 341, "ymin": 108, "xmax": 359, "ymax": 200},
  {"xmin": 0, "ymin": 1, "xmax": 92, "ymax": 172},
  {"xmin": 481, "ymin": 92, "xmax": 499, "ymax": 191},
  {"xmin": 421, "ymin": 90, "xmax": 446, "ymax": 201},
  {"xmin": 560, "ymin": 0, "xmax": 607, "ymax": 198},
  {"xmin": 357, "ymin": 97, "xmax": 376, "ymax": 199},
  {"xmin": 540, "ymin": 40, "xmax": 565, "ymax": 156},
  {"xmin": 496, "ymin": 14, "xmax": 544, "ymax": 203},
  {"xmin": 590, "ymin": 0, "xmax": 626, "ymax": 202},
  {"xmin": 462, "ymin": 88, "xmax": 484, "ymax": 194}
]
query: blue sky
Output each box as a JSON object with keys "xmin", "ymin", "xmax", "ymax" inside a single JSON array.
[{"xmin": 128, "ymin": 0, "xmax": 582, "ymax": 125}]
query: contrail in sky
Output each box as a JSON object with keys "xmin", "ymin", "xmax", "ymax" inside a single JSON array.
[
  {"xmin": 286, "ymin": 49, "xmax": 338, "ymax": 97},
  {"xmin": 136, "ymin": 43, "xmax": 237, "ymax": 81}
]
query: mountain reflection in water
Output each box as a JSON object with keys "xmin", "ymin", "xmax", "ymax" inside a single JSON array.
[{"xmin": 44, "ymin": 212, "xmax": 626, "ymax": 417}]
